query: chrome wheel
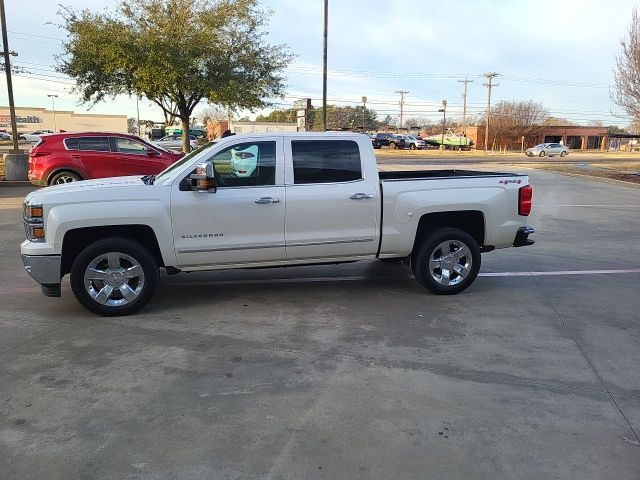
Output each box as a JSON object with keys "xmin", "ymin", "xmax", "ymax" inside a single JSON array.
[
  {"xmin": 428, "ymin": 240, "xmax": 473, "ymax": 286},
  {"xmin": 83, "ymin": 252, "xmax": 145, "ymax": 306},
  {"xmin": 54, "ymin": 175, "xmax": 76, "ymax": 184}
]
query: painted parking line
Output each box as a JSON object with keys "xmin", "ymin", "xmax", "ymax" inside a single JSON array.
[
  {"xmin": 480, "ymin": 268, "xmax": 640, "ymax": 277},
  {"xmin": 535, "ymin": 204, "xmax": 640, "ymax": 208}
]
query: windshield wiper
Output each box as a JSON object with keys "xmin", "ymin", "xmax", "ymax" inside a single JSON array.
[{"xmin": 141, "ymin": 174, "xmax": 155, "ymax": 185}]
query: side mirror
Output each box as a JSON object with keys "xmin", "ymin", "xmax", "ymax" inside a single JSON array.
[{"xmin": 191, "ymin": 162, "xmax": 217, "ymax": 193}]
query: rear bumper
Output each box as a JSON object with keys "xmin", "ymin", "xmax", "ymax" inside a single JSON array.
[{"xmin": 513, "ymin": 226, "xmax": 535, "ymax": 247}]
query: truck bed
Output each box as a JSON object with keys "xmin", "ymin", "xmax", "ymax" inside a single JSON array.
[{"xmin": 378, "ymin": 169, "xmax": 525, "ymax": 181}]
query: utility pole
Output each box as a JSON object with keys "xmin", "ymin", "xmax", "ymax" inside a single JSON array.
[
  {"xmin": 47, "ymin": 94, "xmax": 58, "ymax": 132},
  {"xmin": 361, "ymin": 96, "xmax": 367, "ymax": 131},
  {"xmin": 0, "ymin": 0, "xmax": 19, "ymax": 152},
  {"xmin": 458, "ymin": 78, "xmax": 473, "ymax": 137},
  {"xmin": 438, "ymin": 100, "xmax": 447, "ymax": 150},
  {"xmin": 322, "ymin": 0, "xmax": 328, "ymax": 131},
  {"xmin": 483, "ymin": 72, "xmax": 498, "ymax": 152},
  {"xmin": 395, "ymin": 90, "xmax": 408, "ymax": 131}
]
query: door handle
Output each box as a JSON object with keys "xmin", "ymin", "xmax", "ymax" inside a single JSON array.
[
  {"xmin": 349, "ymin": 193, "xmax": 374, "ymax": 200},
  {"xmin": 255, "ymin": 197, "xmax": 280, "ymax": 204}
]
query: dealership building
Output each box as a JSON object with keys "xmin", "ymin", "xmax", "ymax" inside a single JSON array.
[{"xmin": 0, "ymin": 106, "xmax": 128, "ymax": 135}]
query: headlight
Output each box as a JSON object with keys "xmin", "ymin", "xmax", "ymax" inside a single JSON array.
[{"xmin": 23, "ymin": 202, "xmax": 45, "ymax": 241}]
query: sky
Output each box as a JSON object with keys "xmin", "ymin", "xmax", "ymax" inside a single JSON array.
[{"xmin": 2, "ymin": 0, "xmax": 638, "ymax": 127}]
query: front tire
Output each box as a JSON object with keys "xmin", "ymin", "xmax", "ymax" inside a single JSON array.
[
  {"xmin": 389, "ymin": 142, "xmax": 396, "ymax": 149},
  {"xmin": 411, "ymin": 227, "xmax": 481, "ymax": 295},
  {"xmin": 70, "ymin": 238, "xmax": 159, "ymax": 316},
  {"xmin": 539, "ymin": 151, "xmax": 546, "ymax": 157}
]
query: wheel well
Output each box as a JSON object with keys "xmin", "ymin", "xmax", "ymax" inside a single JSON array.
[
  {"xmin": 47, "ymin": 168, "xmax": 84, "ymax": 185},
  {"xmin": 61, "ymin": 225, "xmax": 164, "ymax": 275},
  {"xmin": 412, "ymin": 211, "xmax": 485, "ymax": 253}
]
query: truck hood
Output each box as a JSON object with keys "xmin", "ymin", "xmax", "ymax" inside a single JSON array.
[{"xmin": 25, "ymin": 176, "xmax": 149, "ymax": 205}]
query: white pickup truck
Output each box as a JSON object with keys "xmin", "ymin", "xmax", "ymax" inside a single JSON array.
[{"xmin": 21, "ymin": 132, "xmax": 534, "ymax": 316}]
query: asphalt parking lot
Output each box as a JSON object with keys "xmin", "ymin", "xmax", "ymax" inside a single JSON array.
[{"xmin": 1, "ymin": 169, "xmax": 639, "ymax": 479}]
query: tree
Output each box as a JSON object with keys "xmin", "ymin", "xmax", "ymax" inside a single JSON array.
[
  {"xmin": 482, "ymin": 100, "xmax": 549, "ymax": 149},
  {"xmin": 58, "ymin": 0, "xmax": 293, "ymax": 152},
  {"xmin": 197, "ymin": 105, "xmax": 227, "ymax": 126},
  {"xmin": 607, "ymin": 125, "xmax": 626, "ymax": 134},
  {"xmin": 613, "ymin": 7, "xmax": 640, "ymax": 122},
  {"xmin": 255, "ymin": 108, "xmax": 297, "ymax": 123},
  {"xmin": 311, "ymin": 105, "xmax": 379, "ymax": 131},
  {"xmin": 127, "ymin": 117, "xmax": 137, "ymax": 134}
]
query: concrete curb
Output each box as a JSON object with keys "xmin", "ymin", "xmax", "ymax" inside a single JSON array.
[{"xmin": 0, "ymin": 180, "xmax": 33, "ymax": 187}]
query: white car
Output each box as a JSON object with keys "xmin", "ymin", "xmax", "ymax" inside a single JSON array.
[
  {"xmin": 153, "ymin": 134, "xmax": 198, "ymax": 152},
  {"xmin": 525, "ymin": 143, "xmax": 568, "ymax": 157},
  {"xmin": 19, "ymin": 130, "xmax": 53, "ymax": 143}
]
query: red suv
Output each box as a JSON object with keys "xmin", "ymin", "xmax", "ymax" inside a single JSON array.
[{"xmin": 28, "ymin": 132, "xmax": 183, "ymax": 186}]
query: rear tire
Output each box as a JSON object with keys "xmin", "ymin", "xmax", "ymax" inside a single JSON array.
[
  {"xmin": 49, "ymin": 171, "xmax": 82, "ymax": 185},
  {"xmin": 70, "ymin": 238, "xmax": 159, "ymax": 316},
  {"xmin": 389, "ymin": 142, "xmax": 396, "ymax": 149},
  {"xmin": 560, "ymin": 151, "xmax": 567, "ymax": 157},
  {"xmin": 412, "ymin": 227, "xmax": 481, "ymax": 295}
]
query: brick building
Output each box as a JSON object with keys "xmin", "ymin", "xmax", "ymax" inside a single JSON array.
[{"xmin": 466, "ymin": 125, "xmax": 609, "ymax": 151}]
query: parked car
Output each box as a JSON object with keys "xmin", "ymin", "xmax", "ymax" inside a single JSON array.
[
  {"xmin": 19, "ymin": 130, "xmax": 54, "ymax": 143},
  {"xmin": 525, "ymin": 143, "xmax": 568, "ymax": 157},
  {"xmin": 27, "ymin": 132, "xmax": 183, "ymax": 186},
  {"xmin": 153, "ymin": 134, "xmax": 198, "ymax": 152},
  {"xmin": 20, "ymin": 132, "xmax": 534, "ymax": 316},
  {"xmin": 0, "ymin": 132, "xmax": 12, "ymax": 141},
  {"xmin": 388, "ymin": 134, "xmax": 407, "ymax": 149},
  {"xmin": 371, "ymin": 133, "xmax": 393, "ymax": 148},
  {"xmin": 405, "ymin": 135, "xmax": 426, "ymax": 150}
]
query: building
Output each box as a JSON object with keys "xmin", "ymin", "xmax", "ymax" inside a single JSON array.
[
  {"xmin": 230, "ymin": 120, "xmax": 297, "ymax": 135},
  {"xmin": 467, "ymin": 125, "xmax": 610, "ymax": 151},
  {"xmin": 0, "ymin": 106, "xmax": 127, "ymax": 134}
]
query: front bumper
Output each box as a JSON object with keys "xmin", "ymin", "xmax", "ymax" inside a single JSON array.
[
  {"xmin": 513, "ymin": 226, "xmax": 535, "ymax": 247},
  {"xmin": 21, "ymin": 254, "xmax": 62, "ymax": 285}
]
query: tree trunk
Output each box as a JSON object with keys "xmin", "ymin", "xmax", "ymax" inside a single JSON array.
[{"xmin": 181, "ymin": 116, "xmax": 190, "ymax": 153}]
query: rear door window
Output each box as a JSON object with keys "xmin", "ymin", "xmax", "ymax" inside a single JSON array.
[
  {"xmin": 291, "ymin": 140, "xmax": 362, "ymax": 184},
  {"xmin": 78, "ymin": 136, "xmax": 111, "ymax": 152}
]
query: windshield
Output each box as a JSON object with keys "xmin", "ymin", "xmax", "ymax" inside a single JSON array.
[{"xmin": 153, "ymin": 141, "xmax": 215, "ymax": 183}]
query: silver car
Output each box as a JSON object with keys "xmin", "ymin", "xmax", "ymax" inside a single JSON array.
[
  {"xmin": 405, "ymin": 135, "xmax": 426, "ymax": 150},
  {"xmin": 525, "ymin": 143, "xmax": 568, "ymax": 157},
  {"xmin": 153, "ymin": 134, "xmax": 198, "ymax": 152}
]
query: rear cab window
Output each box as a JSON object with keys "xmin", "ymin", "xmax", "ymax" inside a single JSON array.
[{"xmin": 291, "ymin": 140, "xmax": 362, "ymax": 184}]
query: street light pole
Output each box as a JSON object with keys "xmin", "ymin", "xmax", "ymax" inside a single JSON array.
[
  {"xmin": 438, "ymin": 99, "xmax": 447, "ymax": 151},
  {"xmin": 47, "ymin": 94, "xmax": 58, "ymax": 132},
  {"xmin": 361, "ymin": 96, "xmax": 367, "ymax": 131},
  {"xmin": 0, "ymin": 0, "xmax": 20, "ymax": 152},
  {"xmin": 136, "ymin": 96, "xmax": 141, "ymax": 136}
]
